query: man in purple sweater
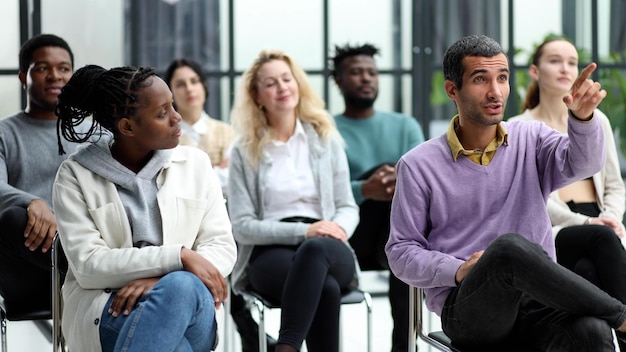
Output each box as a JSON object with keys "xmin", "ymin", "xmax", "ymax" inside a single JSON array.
[{"xmin": 385, "ymin": 34, "xmax": 626, "ymax": 351}]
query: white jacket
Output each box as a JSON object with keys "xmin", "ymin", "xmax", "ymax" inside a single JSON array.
[{"xmin": 52, "ymin": 145, "xmax": 236, "ymax": 352}]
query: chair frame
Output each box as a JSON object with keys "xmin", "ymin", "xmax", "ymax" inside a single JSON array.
[
  {"xmin": 246, "ymin": 288, "xmax": 372, "ymax": 352},
  {"xmin": 0, "ymin": 234, "xmax": 65, "ymax": 352},
  {"xmin": 409, "ymin": 286, "xmax": 460, "ymax": 352},
  {"xmin": 51, "ymin": 235, "xmax": 65, "ymax": 352}
]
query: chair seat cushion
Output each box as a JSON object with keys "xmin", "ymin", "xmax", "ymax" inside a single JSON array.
[{"xmin": 1, "ymin": 298, "xmax": 51, "ymax": 321}]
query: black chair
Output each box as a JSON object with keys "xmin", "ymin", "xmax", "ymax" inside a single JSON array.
[
  {"xmin": 0, "ymin": 234, "xmax": 65, "ymax": 352},
  {"xmin": 243, "ymin": 287, "xmax": 372, "ymax": 352},
  {"xmin": 0, "ymin": 298, "xmax": 53, "ymax": 352}
]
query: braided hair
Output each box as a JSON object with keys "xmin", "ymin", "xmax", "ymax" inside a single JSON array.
[{"xmin": 55, "ymin": 65, "xmax": 156, "ymax": 154}]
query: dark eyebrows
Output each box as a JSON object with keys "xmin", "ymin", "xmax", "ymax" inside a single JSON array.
[{"xmin": 469, "ymin": 67, "xmax": 510, "ymax": 77}]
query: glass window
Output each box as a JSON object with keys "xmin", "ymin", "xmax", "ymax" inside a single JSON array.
[
  {"xmin": 0, "ymin": 1, "xmax": 19, "ymax": 69},
  {"xmin": 233, "ymin": 0, "xmax": 323, "ymax": 71},
  {"xmin": 42, "ymin": 0, "xmax": 124, "ymax": 69},
  {"xmin": 329, "ymin": 0, "xmax": 395, "ymax": 70}
]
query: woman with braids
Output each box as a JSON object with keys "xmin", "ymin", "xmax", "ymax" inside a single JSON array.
[
  {"xmin": 228, "ymin": 50, "xmax": 359, "ymax": 352},
  {"xmin": 52, "ymin": 64, "xmax": 237, "ymax": 352}
]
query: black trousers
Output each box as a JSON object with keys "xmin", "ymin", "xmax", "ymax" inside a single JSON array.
[
  {"xmin": 556, "ymin": 201, "xmax": 626, "ymax": 351},
  {"xmin": 0, "ymin": 206, "xmax": 55, "ymax": 309},
  {"xmin": 556, "ymin": 224, "xmax": 626, "ymax": 304},
  {"xmin": 349, "ymin": 199, "xmax": 409, "ymax": 351},
  {"xmin": 556, "ymin": 201, "xmax": 626, "ymax": 304},
  {"xmin": 247, "ymin": 237, "xmax": 355, "ymax": 352},
  {"xmin": 348, "ymin": 163, "xmax": 409, "ymax": 351}
]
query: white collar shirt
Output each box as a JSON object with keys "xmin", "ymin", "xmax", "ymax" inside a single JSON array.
[{"xmin": 262, "ymin": 119, "xmax": 323, "ymax": 221}]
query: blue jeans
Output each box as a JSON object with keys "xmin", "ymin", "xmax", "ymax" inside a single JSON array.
[
  {"xmin": 99, "ymin": 271, "xmax": 217, "ymax": 352},
  {"xmin": 442, "ymin": 233, "xmax": 626, "ymax": 352}
]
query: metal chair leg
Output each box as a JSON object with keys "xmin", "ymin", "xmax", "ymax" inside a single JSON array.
[
  {"xmin": 364, "ymin": 291, "xmax": 372, "ymax": 352},
  {"xmin": 52, "ymin": 234, "xmax": 66, "ymax": 352},
  {"xmin": 253, "ymin": 298, "xmax": 267, "ymax": 352},
  {"xmin": 1, "ymin": 312, "xmax": 7, "ymax": 352}
]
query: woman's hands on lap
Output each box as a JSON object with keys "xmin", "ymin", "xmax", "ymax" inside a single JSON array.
[
  {"xmin": 109, "ymin": 277, "xmax": 160, "ymax": 317},
  {"xmin": 181, "ymin": 247, "xmax": 228, "ymax": 308},
  {"xmin": 306, "ymin": 221, "xmax": 347, "ymax": 242}
]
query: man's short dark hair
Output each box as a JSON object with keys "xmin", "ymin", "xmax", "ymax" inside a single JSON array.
[
  {"xmin": 443, "ymin": 34, "xmax": 506, "ymax": 90},
  {"xmin": 329, "ymin": 43, "xmax": 380, "ymax": 78},
  {"xmin": 19, "ymin": 34, "xmax": 74, "ymax": 73}
]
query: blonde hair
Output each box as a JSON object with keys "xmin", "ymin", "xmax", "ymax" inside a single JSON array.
[{"xmin": 230, "ymin": 49, "xmax": 339, "ymax": 166}]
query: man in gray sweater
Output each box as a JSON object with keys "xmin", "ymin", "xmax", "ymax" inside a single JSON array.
[{"xmin": 0, "ymin": 34, "xmax": 82, "ymax": 311}]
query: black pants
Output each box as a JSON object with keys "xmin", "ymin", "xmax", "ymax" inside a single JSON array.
[
  {"xmin": 556, "ymin": 224, "xmax": 626, "ymax": 304},
  {"xmin": 555, "ymin": 201, "xmax": 626, "ymax": 351},
  {"xmin": 349, "ymin": 163, "xmax": 409, "ymax": 351},
  {"xmin": 556, "ymin": 201, "xmax": 626, "ymax": 304},
  {"xmin": 247, "ymin": 237, "xmax": 355, "ymax": 352},
  {"xmin": 442, "ymin": 233, "xmax": 622, "ymax": 352},
  {"xmin": 349, "ymin": 199, "xmax": 409, "ymax": 351},
  {"xmin": 0, "ymin": 206, "xmax": 55, "ymax": 309}
]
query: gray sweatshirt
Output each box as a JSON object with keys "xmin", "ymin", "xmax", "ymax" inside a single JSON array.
[{"xmin": 71, "ymin": 138, "xmax": 172, "ymax": 247}]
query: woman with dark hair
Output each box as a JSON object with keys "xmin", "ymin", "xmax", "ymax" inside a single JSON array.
[
  {"xmin": 510, "ymin": 37, "xmax": 626, "ymax": 350},
  {"xmin": 53, "ymin": 64, "xmax": 236, "ymax": 352},
  {"xmin": 164, "ymin": 58, "xmax": 235, "ymax": 192},
  {"xmin": 164, "ymin": 58, "xmax": 276, "ymax": 351}
]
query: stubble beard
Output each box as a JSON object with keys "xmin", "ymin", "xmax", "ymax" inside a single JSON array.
[{"xmin": 344, "ymin": 92, "xmax": 377, "ymax": 110}]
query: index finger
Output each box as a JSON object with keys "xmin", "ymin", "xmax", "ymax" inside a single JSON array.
[{"xmin": 571, "ymin": 62, "xmax": 597, "ymax": 91}]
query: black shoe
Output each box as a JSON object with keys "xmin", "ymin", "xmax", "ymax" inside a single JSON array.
[{"xmin": 232, "ymin": 308, "xmax": 277, "ymax": 352}]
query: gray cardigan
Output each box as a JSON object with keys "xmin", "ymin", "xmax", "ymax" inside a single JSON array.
[{"xmin": 228, "ymin": 122, "xmax": 360, "ymax": 294}]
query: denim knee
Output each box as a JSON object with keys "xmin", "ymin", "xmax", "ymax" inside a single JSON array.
[{"xmin": 156, "ymin": 271, "xmax": 215, "ymax": 310}]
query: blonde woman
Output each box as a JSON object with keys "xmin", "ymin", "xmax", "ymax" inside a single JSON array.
[{"xmin": 228, "ymin": 50, "xmax": 359, "ymax": 352}]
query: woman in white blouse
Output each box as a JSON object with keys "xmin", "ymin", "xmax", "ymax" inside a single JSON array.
[{"xmin": 227, "ymin": 50, "xmax": 359, "ymax": 352}]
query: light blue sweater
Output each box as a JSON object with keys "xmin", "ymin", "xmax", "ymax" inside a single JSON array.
[{"xmin": 386, "ymin": 117, "xmax": 605, "ymax": 315}]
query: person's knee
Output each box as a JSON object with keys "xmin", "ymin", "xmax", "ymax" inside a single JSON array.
[
  {"xmin": 589, "ymin": 225, "xmax": 622, "ymax": 247},
  {"xmin": 157, "ymin": 271, "xmax": 214, "ymax": 307},
  {"xmin": 0, "ymin": 206, "xmax": 28, "ymax": 241},
  {"xmin": 563, "ymin": 316, "xmax": 614, "ymax": 351},
  {"xmin": 297, "ymin": 237, "xmax": 330, "ymax": 259},
  {"xmin": 487, "ymin": 233, "xmax": 543, "ymax": 264}
]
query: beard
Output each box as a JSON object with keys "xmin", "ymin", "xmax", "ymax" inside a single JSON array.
[{"xmin": 344, "ymin": 91, "xmax": 377, "ymax": 110}]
